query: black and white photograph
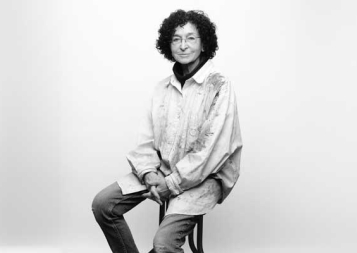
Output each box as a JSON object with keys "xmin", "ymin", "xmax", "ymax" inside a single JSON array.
[{"xmin": 1, "ymin": 1, "xmax": 356, "ymax": 252}]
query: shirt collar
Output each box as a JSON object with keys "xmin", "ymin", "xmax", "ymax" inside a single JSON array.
[
  {"xmin": 169, "ymin": 59, "xmax": 214, "ymax": 89},
  {"xmin": 192, "ymin": 59, "xmax": 214, "ymax": 84}
]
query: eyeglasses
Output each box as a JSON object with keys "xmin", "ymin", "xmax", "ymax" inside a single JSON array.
[{"xmin": 171, "ymin": 36, "xmax": 201, "ymax": 46}]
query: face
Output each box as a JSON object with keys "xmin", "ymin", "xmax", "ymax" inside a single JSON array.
[{"xmin": 170, "ymin": 22, "xmax": 203, "ymax": 73}]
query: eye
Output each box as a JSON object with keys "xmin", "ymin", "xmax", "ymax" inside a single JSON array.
[
  {"xmin": 187, "ymin": 36, "xmax": 196, "ymax": 42},
  {"xmin": 172, "ymin": 37, "xmax": 181, "ymax": 43}
]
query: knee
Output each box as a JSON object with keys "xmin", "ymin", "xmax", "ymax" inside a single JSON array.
[
  {"xmin": 92, "ymin": 190, "xmax": 104, "ymax": 212},
  {"xmin": 153, "ymin": 234, "xmax": 167, "ymax": 253},
  {"xmin": 153, "ymin": 229, "xmax": 173, "ymax": 253},
  {"xmin": 91, "ymin": 189, "xmax": 111, "ymax": 222}
]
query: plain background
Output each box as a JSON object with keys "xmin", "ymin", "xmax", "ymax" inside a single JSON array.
[{"xmin": 1, "ymin": 0, "xmax": 357, "ymax": 252}]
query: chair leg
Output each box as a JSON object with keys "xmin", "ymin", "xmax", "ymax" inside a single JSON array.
[
  {"xmin": 159, "ymin": 202, "xmax": 167, "ymax": 224},
  {"xmin": 197, "ymin": 215, "xmax": 204, "ymax": 253},
  {"xmin": 189, "ymin": 216, "xmax": 204, "ymax": 253},
  {"xmin": 189, "ymin": 230, "xmax": 198, "ymax": 253}
]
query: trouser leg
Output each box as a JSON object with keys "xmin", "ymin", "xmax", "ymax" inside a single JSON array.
[
  {"xmin": 92, "ymin": 182, "xmax": 146, "ymax": 253},
  {"xmin": 151, "ymin": 214, "xmax": 199, "ymax": 253}
]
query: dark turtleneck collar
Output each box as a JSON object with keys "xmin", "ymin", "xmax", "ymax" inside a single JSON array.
[{"xmin": 172, "ymin": 56, "xmax": 209, "ymax": 88}]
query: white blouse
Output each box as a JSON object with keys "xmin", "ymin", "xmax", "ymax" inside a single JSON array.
[{"xmin": 124, "ymin": 60, "xmax": 243, "ymax": 215}]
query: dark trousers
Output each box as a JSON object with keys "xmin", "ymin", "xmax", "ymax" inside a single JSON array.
[{"xmin": 92, "ymin": 182, "xmax": 199, "ymax": 253}]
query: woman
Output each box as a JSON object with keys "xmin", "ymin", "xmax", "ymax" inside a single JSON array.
[{"xmin": 92, "ymin": 9, "xmax": 242, "ymax": 253}]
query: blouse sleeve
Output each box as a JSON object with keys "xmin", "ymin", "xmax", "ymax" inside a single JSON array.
[
  {"xmin": 126, "ymin": 95, "xmax": 161, "ymax": 182},
  {"xmin": 165, "ymin": 78, "xmax": 242, "ymax": 195}
]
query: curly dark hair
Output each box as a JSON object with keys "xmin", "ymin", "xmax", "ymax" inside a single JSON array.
[{"xmin": 156, "ymin": 9, "xmax": 218, "ymax": 62}]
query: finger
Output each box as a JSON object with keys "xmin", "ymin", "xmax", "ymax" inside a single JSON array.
[
  {"xmin": 141, "ymin": 192, "xmax": 158, "ymax": 204},
  {"xmin": 150, "ymin": 186, "xmax": 163, "ymax": 205},
  {"xmin": 141, "ymin": 192, "xmax": 151, "ymax": 198}
]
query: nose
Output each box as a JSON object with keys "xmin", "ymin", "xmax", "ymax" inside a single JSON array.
[{"xmin": 180, "ymin": 39, "xmax": 188, "ymax": 50}]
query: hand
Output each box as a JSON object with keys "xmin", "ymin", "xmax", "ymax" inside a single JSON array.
[
  {"xmin": 143, "ymin": 172, "xmax": 161, "ymax": 188},
  {"xmin": 142, "ymin": 185, "xmax": 163, "ymax": 205},
  {"xmin": 156, "ymin": 180, "xmax": 171, "ymax": 201},
  {"xmin": 142, "ymin": 172, "xmax": 171, "ymax": 203}
]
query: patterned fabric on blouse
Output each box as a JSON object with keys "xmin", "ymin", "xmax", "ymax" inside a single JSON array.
[{"xmin": 125, "ymin": 60, "xmax": 243, "ymax": 215}]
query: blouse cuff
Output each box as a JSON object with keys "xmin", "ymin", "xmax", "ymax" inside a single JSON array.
[{"xmin": 165, "ymin": 173, "xmax": 183, "ymax": 196}]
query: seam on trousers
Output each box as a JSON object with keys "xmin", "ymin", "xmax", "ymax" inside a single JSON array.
[{"xmin": 108, "ymin": 195, "xmax": 132, "ymax": 253}]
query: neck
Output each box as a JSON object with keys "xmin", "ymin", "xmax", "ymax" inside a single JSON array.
[
  {"xmin": 181, "ymin": 57, "xmax": 201, "ymax": 75},
  {"xmin": 172, "ymin": 56, "xmax": 209, "ymax": 88}
]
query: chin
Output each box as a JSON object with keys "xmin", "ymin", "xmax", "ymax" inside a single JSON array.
[
  {"xmin": 175, "ymin": 58, "xmax": 193, "ymax": 65},
  {"xmin": 177, "ymin": 60, "xmax": 190, "ymax": 65}
]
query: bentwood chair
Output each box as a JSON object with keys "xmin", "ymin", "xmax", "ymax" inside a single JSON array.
[{"xmin": 159, "ymin": 201, "xmax": 204, "ymax": 253}]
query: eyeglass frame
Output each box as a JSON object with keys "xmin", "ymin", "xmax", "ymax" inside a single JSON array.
[{"xmin": 171, "ymin": 35, "xmax": 201, "ymax": 46}]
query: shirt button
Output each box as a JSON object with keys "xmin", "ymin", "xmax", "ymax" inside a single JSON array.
[{"xmin": 189, "ymin": 129, "xmax": 198, "ymax": 136}]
